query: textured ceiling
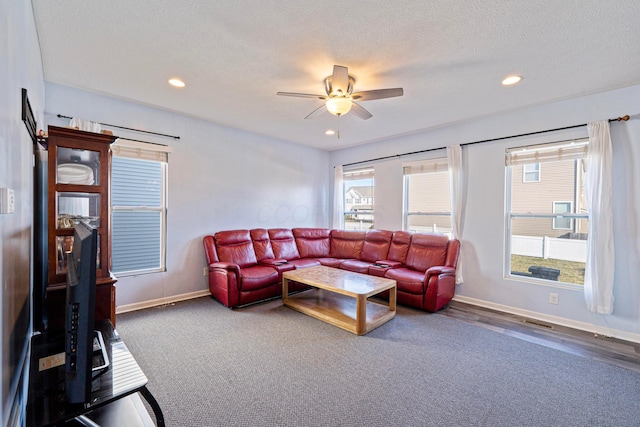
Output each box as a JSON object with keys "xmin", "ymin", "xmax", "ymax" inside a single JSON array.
[{"xmin": 32, "ymin": 1, "xmax": 640, "ymax": 150}]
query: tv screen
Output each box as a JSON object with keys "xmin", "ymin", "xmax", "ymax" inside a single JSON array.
[{"xmin": 64, "ymin": 220, "xmax": 98, "ymax": 404}]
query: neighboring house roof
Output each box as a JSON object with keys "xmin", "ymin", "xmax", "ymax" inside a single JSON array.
[{"xmin": 346, "ymin": 186, "xmax": 373, "ymax": 199}]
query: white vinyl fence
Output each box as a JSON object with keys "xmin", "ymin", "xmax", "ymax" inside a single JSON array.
[{"xmin": 511, "ymin": 235, "xmax": 586, "ymax": 263}]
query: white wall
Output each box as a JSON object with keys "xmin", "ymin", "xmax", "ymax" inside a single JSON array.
[
  {"xmin": 330, "ymin": 84, "xmax": 640, "ymax": 341},
  {"xmin": 44, "ymin": 83, "xmax": 330, "ymax": 309},
  {"xmin": 1, "ymin": 1, "xmax": 45, "ymax": 425}
]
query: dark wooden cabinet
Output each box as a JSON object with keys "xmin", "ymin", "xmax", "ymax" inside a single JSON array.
[{"xmin": 46, "ymin": 126, "xmax": 117, "ymax": 327}]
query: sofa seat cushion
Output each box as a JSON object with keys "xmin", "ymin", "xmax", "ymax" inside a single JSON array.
[
  {"xmin": 318, "ymin": 258, "xmax": 350, "ymax": 268},
  {"xmin": 385, "ymin": 268, "xmax": 425, "ymax": 294},
  {"xmin": 288, "ymin": 258, "xmax": 321, "ymax": 268},
  {"xmin": 239, "ymin": 265, "xmax": 279, "ymax": 291},
  {"xmin": 339, "ymin": 259, "xmax": 373, "ymax": 274}
]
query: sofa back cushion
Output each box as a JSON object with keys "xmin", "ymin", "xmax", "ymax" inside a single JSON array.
[
  {"xmin": 250, "ymin": 228, "xmax": 275, "ymax": 261},
  {"xmin": 329, "ymin": 230, "xmax": 366, "ymax": 259},
  {"xmin": 360, "ymin": 230, "xmax": 393, "ymax": 262},
  {"xmin": 405, "ymin": 233, "xmax": 449, "ymax": 272},
  {"xmin": 214, "ymin": 229, "xmax": 258, "ymax": 268},
  {"xmin": 268, "ymin": 228, "xmax": 300, "ymax": 260},
  {"xmin": 292, "ymin": 228, "xmax": 331, "ymax": 258},
  {"xmin": 387, "ymin": 231, "xmax": 412, "ymax": 263}
]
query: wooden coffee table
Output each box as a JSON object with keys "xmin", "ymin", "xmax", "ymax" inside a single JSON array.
[{"xmin": 282, "ymin": 266, "xmax": 397, "ymax": 335}]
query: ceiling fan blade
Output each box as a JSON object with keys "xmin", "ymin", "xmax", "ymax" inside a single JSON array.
[
  {"xmin": 351, "ymin": 88, "xmax": 404, "ymax": 101},
  {"xmin": 350, "ymin": 102, "xmax": 373, "ymax": 120},
  {"xmin": 277, "ymin": 92, "xmax": 327, "ymax": 99},
  {"xmin": 331, "ymin": 65, "xmax": 350, "ymax": 95},
  {"xmin": 304, "ymin": 104, "xmax": 330, "ymax": 119}
]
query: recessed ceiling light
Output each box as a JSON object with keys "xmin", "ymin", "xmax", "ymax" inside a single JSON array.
[
  {"xmin": 502, "ymin": 75, "xmax": 523, "ymax": 86},
  {"xmin": 325, "ymin": 130, "xmax": 336, "ymax": 135},
  {"xmin": 168, "ymin": 78, "xmax": 186, "ymax": 88}
]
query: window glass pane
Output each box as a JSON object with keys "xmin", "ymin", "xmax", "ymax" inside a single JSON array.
[
  {"xmin": 406, "ymin": 171, "xmax": 450, "ymax": 213},
  {"xmin": 511, "ymin": 159, "xmax": 585, "ymax": 215},
  {"xmin": 406, "ymin": 214, "xmax": 452, "ymax": 235},
  {"xmin": 510, "ymin": 217, "xmax": 588, "ymax": 285},
  {"xmin": 112, "ymin": 211, "xmax": 161, "ymax": 273},
  {"xmin": 112, "ymin": 158, "xmax": 162, "ymax": 207},
  {"xmin": 344, "ymin": 168, "xmax": 374, "ymax": 230}
]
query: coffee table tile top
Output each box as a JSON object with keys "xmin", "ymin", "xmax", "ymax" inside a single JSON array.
[{"xmin": 283, "ymin": 266, "xmax": 396, "ymax": 296}]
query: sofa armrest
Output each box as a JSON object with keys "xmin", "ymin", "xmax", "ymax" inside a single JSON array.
[
  {"xmin": 425, "ymin": 266, "xmax": 456, "ymax": 277},
  {"xmin": 209, "ymin": 262, "xmax": 241, "ymax": 276},
  {"xmin": 374, "ymin": 260, "xmax": 403, "ymax": 269}
]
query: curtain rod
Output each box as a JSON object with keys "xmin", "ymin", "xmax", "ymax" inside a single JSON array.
[
  {"xmin": 342, "ymin": 115, "xmax": 630, "ymax": 168},
  {"xmin": 56, "ymin": 114, "xmax": 180, "ymax": 140}
]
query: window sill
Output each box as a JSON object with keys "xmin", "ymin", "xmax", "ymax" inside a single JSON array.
[{"xmin": 505, "ymin": 274, "xmax": 583, "ymax": 291}]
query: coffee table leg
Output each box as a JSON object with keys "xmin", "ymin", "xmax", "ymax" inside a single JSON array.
[
  {"xmin": 356, "ymin": 295, "xmax": 366, "ymax": 335},
  {"xmin": 389, "ymin": 286, "xmax": 397, "ymax": 311},
  {"xmin": 282, "ymin": 277, "xmax": 289, "ymax": 303}
]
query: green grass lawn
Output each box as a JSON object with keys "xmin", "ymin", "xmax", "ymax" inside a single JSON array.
[{"xmin": 511, "ymin": 255, "xmax": 585, "ymax": 285}]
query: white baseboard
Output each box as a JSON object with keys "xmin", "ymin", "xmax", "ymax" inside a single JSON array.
[
  {"xmin": 116, "ymin": 289, "xmax": 211, "ymax": 314},
  {"xmin": 452, "ymin": 295, "xmax": 640, "ymax": 344}
]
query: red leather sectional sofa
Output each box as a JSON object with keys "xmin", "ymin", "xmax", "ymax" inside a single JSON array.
[{"xmin": 202, "ymin": 228, "xmax": 460, "ymax": 312}]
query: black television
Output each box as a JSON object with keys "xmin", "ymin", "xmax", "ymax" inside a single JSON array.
[{"xmin": 64, "ymin": 220, "xmax": 98, "ymax": 404}]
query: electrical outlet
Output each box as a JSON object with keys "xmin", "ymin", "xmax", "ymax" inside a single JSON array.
[
  {"xmin": 203, "ymin": 267, "xmax": 208, "ymax": 276},
  {"xmin": 549, "ymin": 293, "xmax": 559, "ymax": 305},
  {"xmin": 0, "ymin": 188, "xmax": 15, "ymax": 214}
]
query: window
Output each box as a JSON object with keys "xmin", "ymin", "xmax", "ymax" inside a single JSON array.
[
  {"xmin": 111, "ymin": 140, "xmax": 169, "ymax": 276},
  {"xmin": 403, "ymin": 158, "xmax": 451, "ymax": 235},
  {"xmin": 343, "ymin": 167, "xmax": 374, "ymax": 230},
  {"xmin": 506, "ymin": 139, "xmax": 589, "ymax": 286},
  {"xmin": 552, "ymin": 201, "xmax": 573, "ymax": 230},
  {"xmin": 523, "ymin": 163, "xmax": 541, "ymax": 182}
]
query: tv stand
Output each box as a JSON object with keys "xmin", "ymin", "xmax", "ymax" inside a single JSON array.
[{"xmin": 27, "ymin": 320, "xmax": 164, "ymax": 427}]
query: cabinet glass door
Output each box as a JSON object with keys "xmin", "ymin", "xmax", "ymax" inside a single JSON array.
[
  {"xmin": 56, "ymin": 192, "xmax": 101, "ymax": 229},
  {"xmin": 56, "ymin": 234, "xmax": 101, "ymax": 275},
  {"xmin": 56, "ymin": 146, "xmax": 100, "ymax": 186}
]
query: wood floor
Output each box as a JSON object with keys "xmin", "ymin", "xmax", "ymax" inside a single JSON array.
[{"xmin": 439, "ymin": 301, "xmax": 640, "ymax": 373}]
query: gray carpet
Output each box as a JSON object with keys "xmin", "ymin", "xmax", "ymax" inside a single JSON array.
[{"xmin": 116, "ymin": 297, "xmax": 640, "ymax": 427}]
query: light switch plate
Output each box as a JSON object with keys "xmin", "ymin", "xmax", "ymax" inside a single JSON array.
[{"xmin": 0, "ymin": 188, "xmax": 15, "ymax": 214}]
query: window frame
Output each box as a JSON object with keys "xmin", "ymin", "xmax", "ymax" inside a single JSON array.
[
  {"xmin": 504, "ymin": 138, "xmax": 589, "ymax": 288},
  {"xmin": 111, "ymin": 141, "xmax": 169, "ymax": 277},
  {"xmin": 402, "ymin": 157, "xmax": 452, "ymax": 235},
  {"xmin": 343, "ymin": 167, "xmax": 375, "ymax": 230}
]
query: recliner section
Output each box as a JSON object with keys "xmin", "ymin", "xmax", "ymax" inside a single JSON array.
[{"xmin": 203, "ymin": 228, "xmax": 460, "ymax": 312}]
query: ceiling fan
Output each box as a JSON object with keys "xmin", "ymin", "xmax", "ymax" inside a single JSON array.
[{"xmin": 277, "ymin": 65, "xmax": 403, "ymax": 120}]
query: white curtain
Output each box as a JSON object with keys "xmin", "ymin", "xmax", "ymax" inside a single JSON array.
[
  {"xmin": 447, "ymin": 144, "xmax": 464, "ymax": 284},
  {"xmin": 69, "ymin": 117, "xmax": 102, "ymax": 133},
  {"xmin": 332, "ymin": 165, "xmax": 344, "ymax": 229},
  {"xmin": 584, "ymin": 121, "xmax": 615, "ymax": 314}
]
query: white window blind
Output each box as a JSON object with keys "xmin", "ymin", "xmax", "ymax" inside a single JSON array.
[
  {"xmin": 403, "ymin": 157, "xmax": 449, "ymax": 175},
  {"xmin": 111, "ymin": 140, "xmax": 169, "ymax": 275},
  {"xmin": 505, "ymin": 138, "xmax": 588, "ymax": 166}
]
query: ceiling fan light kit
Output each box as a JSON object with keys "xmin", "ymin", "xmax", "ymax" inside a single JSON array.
[
  {"xmin": 278, "ymin": 65, "xmax": 404, "ymax": 121},
  {"xmin": 326, "ymin": 97, "xmax": 353, "ymax": 116}
]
